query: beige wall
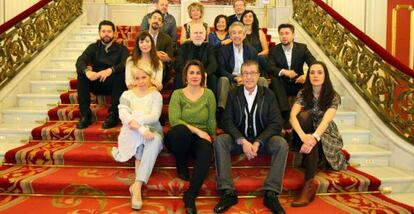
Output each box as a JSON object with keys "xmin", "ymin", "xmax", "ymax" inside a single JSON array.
[{"xmin": 0, "ymin": 0, "xmax": 40, "ymax": 25}]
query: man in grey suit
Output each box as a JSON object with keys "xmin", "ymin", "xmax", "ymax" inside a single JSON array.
[
  {"xmin": 267, "ymin": 23, "xmax": 316, "ymax": 127},
  {"xmin": 146, "ymin": 10, "xmax": 174, "ymax": 83},
  {"xmin": 214, "ymin": 60, "xmax": 288, "ymax": 214},
  {"xmin": 140, "ymin": 0, "xmax": 177, "ymax": 49}
]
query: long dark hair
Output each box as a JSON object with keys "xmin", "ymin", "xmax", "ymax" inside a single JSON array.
[
  {"xmin": 130, "ymin": 31, "xmax": 161, "ymax": 71},
  {"xmin": 241, "ymin": 10, "xmax": 259, "ymax": 36},
  {"xmin": 303, "ymin": 61, "xmax": 336, "ymax": 112},
  {"xmin": 182, "ymin": 60, "xmax": 206, "ymax": 87}
]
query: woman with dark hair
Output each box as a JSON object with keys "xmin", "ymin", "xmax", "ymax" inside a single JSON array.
[
  {"xmin": 126, "ymin": 31, "xmax": 163, "ymax": 91},
  {"xmin": 208, "ymin": 14, "xmax": 231, "ymax": 49},
  {"xmin": 241, "ymin": 10, "xmax": 268, "ymax": 56},
  {"xmin": 290, "ymin": 61, "xmax": 347, "ymax": 207},
  {"xmin": 165, "ymin": 60, "xmax": 217, "ymax": 214}
]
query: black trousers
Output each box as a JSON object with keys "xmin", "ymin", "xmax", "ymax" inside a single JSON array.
[
  {"xmin": 77, "ymin": 72, "xmax": 127, "ymax": 116},
  {"xmin": 164, "ymin": 124, "xmax": 213, "ymax": 197},
  {"xmin": 293, "ymin": 111, "xmax": 325, "ymax": 181}
]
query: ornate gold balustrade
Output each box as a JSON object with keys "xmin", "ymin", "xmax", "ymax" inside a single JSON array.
[
  {"xmin": 0, "ymin": 0, "xmax": 83, "ymax": 90},
  {"xmin": 292, "ymin": 0, "xmax": 414, "ymax": 143}
]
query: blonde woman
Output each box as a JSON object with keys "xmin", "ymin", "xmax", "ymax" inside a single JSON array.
[
  {"xmin": 180, "ymin": 2, "xmax": 209, "ymax": 44},
  {"xmin": 112, "ymin": 66, "xmax": 163, "ymax": 210}
]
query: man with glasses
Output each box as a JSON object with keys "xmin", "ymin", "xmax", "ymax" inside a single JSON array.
[
  {"xmin": 213, "ymin": 60, "xmax": 288, "ymax": 214},
  {"xmin": 217, "ymin": 22, "xmax": 268, "ymax": 114}
]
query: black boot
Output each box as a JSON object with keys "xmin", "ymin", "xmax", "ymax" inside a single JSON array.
[
  {"xmin": 214, "ymin": 189, "xmax": 238, "ymax": 213},
  {"xmin": 102, "ymin": 111, "xmax": 118, "ymax": 129},
  {"xmin": 263, "ymin": 190, "xmax": 285, "ymax": 214},
  {"xmin": 183, "ymin": 191, "xmax": 197, "ymax": 214},
  {"xmin": 76, "ymin": 111, "xmax": 92, "ymax": 129}
]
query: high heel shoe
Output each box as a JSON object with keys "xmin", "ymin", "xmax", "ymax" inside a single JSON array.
[{"xmin": 129, "ymin": 186, "xmax": 143, "ymax": 210}]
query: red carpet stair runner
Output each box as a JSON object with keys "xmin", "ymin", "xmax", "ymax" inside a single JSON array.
[{"xmin": 0, "ymin": 80, "xmax": 413, "ymax": 213}]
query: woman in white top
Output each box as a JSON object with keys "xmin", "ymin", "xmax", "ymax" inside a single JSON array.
[
  {"xmin": 112, "ymin": 66, "xmax": 163, "ymax": 210},
  {"xmin": 126, "ymin": 31, "xmax": 163, "ymax": 91}
]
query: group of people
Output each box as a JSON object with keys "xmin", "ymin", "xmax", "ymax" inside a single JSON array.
[{"xmin": 74, "ymin": 0, "xmax": 347, "ymax": 213}]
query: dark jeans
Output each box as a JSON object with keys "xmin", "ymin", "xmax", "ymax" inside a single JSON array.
[
  {"xmin": 164, "ymin": 124, "xmax": 213, "ymax": 197},
  {"xmin": 77, "ymin": 72, "xmax": 127, "ymax": 116}
]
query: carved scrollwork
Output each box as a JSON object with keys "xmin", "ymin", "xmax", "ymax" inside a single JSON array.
[
  {"xmin": 0, "ymin": 0, "xmax": 82, "ymax": 90},
  {"xmin": 293, "ymin": 0, "xmax": 414, "ymax": 143}
]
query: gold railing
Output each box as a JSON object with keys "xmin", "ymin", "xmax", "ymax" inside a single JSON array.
[
  {"xmin": 0, "ymin": 0, "xmax": 82, "ymax": 90},
  {"xmin": 292, "ymin": 0, "xmax": 414, "ymax": 143}
]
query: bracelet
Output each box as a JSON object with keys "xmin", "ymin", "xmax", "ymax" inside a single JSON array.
[{"xmin": 312, "ymin": 133, "xmax": 321, "ymax": 142}]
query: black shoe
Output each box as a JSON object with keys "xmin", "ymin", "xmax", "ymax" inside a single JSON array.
[
  {"xmin": 102, "ymin": 112, "xmax": 118, "ymax": 129},
  {"xmin": 76, "ymin": 113, "xmax": 92, "ymax": 129},
  {"xmin": 183, "ymin": 191, "xmax": 197, "ymax": 214},
  {"xmin": 263, "ymin": 191, "xmax": 285, "ymax": 214},
  {"xmin": 177, "ymin": 165, "xmax": 190, "ymax": 181},
  {"xmin": 213, "ymin": 189, "xmax": 238, "ymax": 213}
]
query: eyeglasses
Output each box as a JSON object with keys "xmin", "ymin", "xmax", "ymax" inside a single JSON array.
[{"xmin": 241, "ymin": 72, "xmax": 258, "ymax": 77}]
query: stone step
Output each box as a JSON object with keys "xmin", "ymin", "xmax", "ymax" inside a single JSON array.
[
  {"xmin": 40, "ymin": 68, "xmax": 76, "ymax": 81},
  {"xmin": 17, "ymin": 93, "xmax": 61, "ymax": 107},
  {"xmin": 334, "ymin": 110, "xmax": 357, "ymax": 127},
  {"xmin": 343, "ymin": 144, "xmax": 391, "ymax": 167},
  {"xmin": 49, "ymin": 58, "xmax": 76, "ymax": 68},
  {"xmin": 1, "ymin": 106, "xmax": 50, "ymax": 124},
  {"xmin": 339, "ymin": 126, "xmax": 370, "ymax": 144},
  {"xmin": 386, "ymin": 192, "xmax": 414, "ymax": 208},
  {"xmin": 0, "ymin": 123, "xmax": 38, "ymax": 142},
  {"xmin": 358, "ymin": 166, "xmax": 414, "ymax": 193},
  {"xmin": 65, "ymin": 40, "xmax": 94, "ymax": 49},
  {"xmin": 73, "ymin": 32, "xmax": 99, "ymax": 40},
  {"xmin": 30, "ymin": 80, "xmax": 70, "ymax": 93},
  {"xmin": 57, "ymin": 48, "xmax": 85, "ymax": 58},
  {"xmin": 0, "ymin": 141, "xmax": 26, "ymax": 163}
]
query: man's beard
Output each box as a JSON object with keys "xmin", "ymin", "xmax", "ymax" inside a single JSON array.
[
  {"xmin": 151, "ymin": 23, "xmax": 159, "ymax": 31},
  {"xmin": 101, "ymin": 36, "xmax": 113, "ymax": 44},
  {"xmin": 281, "ymin": 40, "xmax": 291, "ymax": 46},
  {"xmin": 193, "ymin": 40, "xmax": 203, "ymax": 46}
]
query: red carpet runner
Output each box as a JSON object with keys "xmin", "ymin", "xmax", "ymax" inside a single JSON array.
[{"xmin": 1, "ymin": 80, "xmax": 413, "ymax": 213}]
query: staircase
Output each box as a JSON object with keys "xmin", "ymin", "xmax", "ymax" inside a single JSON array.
[{"xmin": 0, "ymin": 21, "xmax": 413, "ymax": 212}]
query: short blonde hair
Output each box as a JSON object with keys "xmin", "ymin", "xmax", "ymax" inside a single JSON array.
[
  {"xmin": 187, "ymin": 2, "xmax": 204, "ymax": 19},
  {"xmin": 131, "ymin": 66, "xmax": 153, "ymax": 80}
]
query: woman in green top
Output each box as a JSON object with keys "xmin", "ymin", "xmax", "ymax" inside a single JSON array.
[{"xmin": 165, "ymin": 60, "xmax": 217, "ymax": 214}]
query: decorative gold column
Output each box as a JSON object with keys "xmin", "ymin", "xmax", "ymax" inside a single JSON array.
[{"xmin": 391, "ymin": 4, "xmax": 413, "ymax": 69}]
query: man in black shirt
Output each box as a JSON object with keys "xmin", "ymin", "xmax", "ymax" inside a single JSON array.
[
  {"xmin": 75, "ymin": 20, "xmax": 129, "ymax": 129},
  {"xmin": 213, "ymin": 60, "xmax": 288, "ymax": 214}
]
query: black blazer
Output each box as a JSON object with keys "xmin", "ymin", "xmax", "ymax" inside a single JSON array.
[
  {"xmin": 227, "ymin": 14, "xmax": 241, "ymax": 26},
  {"xmin": 218, "ymin": 42, "xmax": 258, "ymax": 80},
  {"xmin": 267, "ymin": 42, "xmax": 315, "ymax": 96},
  {"xmin": 175, "ymin": 42, "xmax": 217, "ymax": 76},
  {"xmin": 222, "ymin": 86, "xmax": 282, "ymax": 144}
]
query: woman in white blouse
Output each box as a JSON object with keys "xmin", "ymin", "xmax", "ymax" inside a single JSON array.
[
  {"xmin": 112, "ymin": 66, "xmax": 163, "ymax": 210},
  {"xmin": 125, "ymin": 31, "xmax": 163, "ymax": 91}
]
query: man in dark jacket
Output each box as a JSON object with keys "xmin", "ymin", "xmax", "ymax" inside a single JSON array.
[
  {"xmin": 267, "ymin": 23, "xmax": 316, "ymax": 126},
  {"xmin": 213, "ymin": 60, "xmax": 288, "ymax": 214},
  {"xmin": 217, "ymin": 21, "xmax": 268, "ymax": 111},
  {"xmin": 175, "ymin": 23, "xmax": 217, "ymax": 94},
  {"xmin": 75, "ymin": 20, "xmax": 128, "ymax": 129}
]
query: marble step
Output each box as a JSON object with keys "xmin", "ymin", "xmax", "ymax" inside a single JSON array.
[
  {"xmin": 65, "ymin": 40, "xmax": 94, "ymax": 49},
  {"xmin": 1, "ymin": 106, "xmax": 50, "ymax": 124},
  {"xmin": 57, "ymin": 48, "xmax": 86, "ymax": 58},
  {"xmin": 40, "ymin": 68, "xmax": 76, "ymax": 81},
  {"xmin": 358, "ymin": 166, "xmax": 414, "ymax": 193},
  {"xmin": 73, "ymin": 32, "xmax": 99, "ymax": 41},
  {"xmin": 49, "ymin": 58, "xmax": 77, "ymax": 68},
  {"xmin": 0, "ymin": 123, "xmax": 38, "ymax": 142},
  {"xmin": 386, "ymin": 192, "xmax": 414, "ymax": 208},
  {"xmin": 334, "ymin": 110, "xmax": 356, "ymax": 127},
  {"xmin": 79, "ymin": 25, "xmax": 98, "ymax": 33},
  {"xmin": 30, "ymin": 80, "xmax": 70, "ymax": 93},
  {"xmin": 339, "ymin": 126, "xmax": 370, "ymax": 144},
  {"xmin": 343, "ymin": 144, "xmax": 391, "ymax": 167},
  {"xmin": 17, "ymin": 93, "xmax": 61, "ymax": 107}
]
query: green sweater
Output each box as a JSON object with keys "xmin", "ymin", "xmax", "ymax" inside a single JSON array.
[{"xmin": 169, "ymin": 88, "xmax": 217, "ymax": 135}]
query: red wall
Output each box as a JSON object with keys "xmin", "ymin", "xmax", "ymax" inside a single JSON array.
[{"xmin": 386, "ymin": 0, "xmax": 413, "ymax": 67}]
